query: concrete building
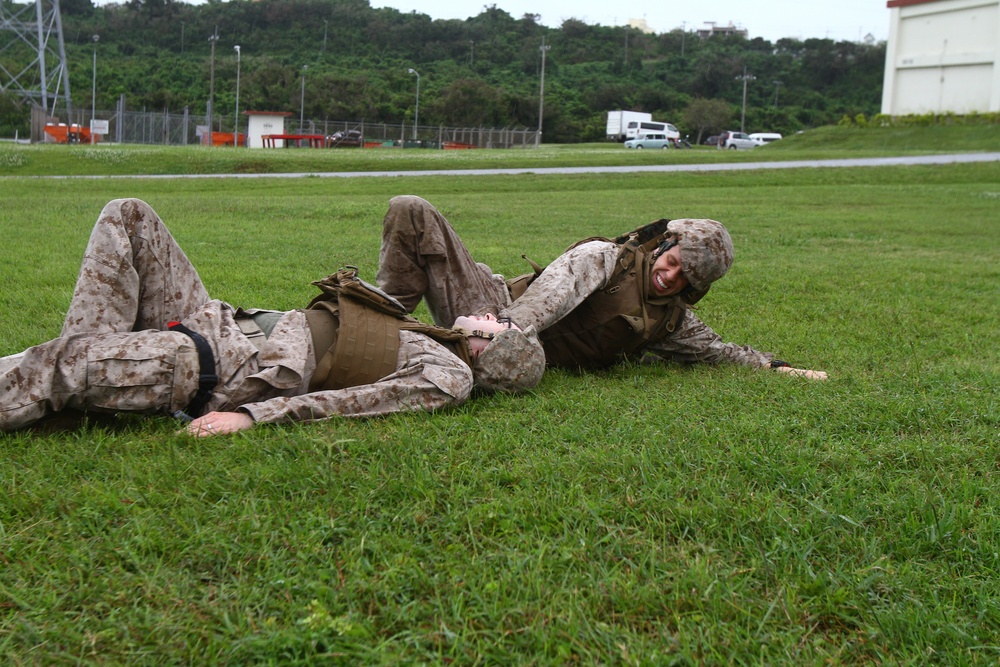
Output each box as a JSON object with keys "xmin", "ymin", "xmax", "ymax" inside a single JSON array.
[
  {"xmin": 244, "ymin": 111, "xmax": 292, "ymax": 148},
  {"xmin": 881, "ymin": 0, "xmax": 1000, "ymax": 115}
]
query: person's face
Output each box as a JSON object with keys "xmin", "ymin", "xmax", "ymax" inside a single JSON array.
[
  {"xmin": 453, "ymin": 314, "xmax": 518, "ymax": 359},
  {"xmin": 649, "ymin": 245, "xmax": 689, "ymax": 297}
]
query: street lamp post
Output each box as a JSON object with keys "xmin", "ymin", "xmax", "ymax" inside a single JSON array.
[
  {"xmin": 208, "ymin": 31, "xmax": 218, "ymax": 133},
  {"xmin": 91, "ymin": 34, "xmax": 98, "ymax": 144},
  {"xmin": 234, "ymin": 45, "xmax": 241, "ymax": 147},
  {"xmin": 772, "ymin": 80, "xmax": 783, "ymax": 108},
  {"xmin": 300, "ymin": 65, "xmax": 308, "ymax": 132},
  {"xmin": 536, "ymin": 37, "xmax": 550, "ymax": 147},
  {"xmin": 407, "ymin": 68, "xmax": 420, "ymax": 141}
]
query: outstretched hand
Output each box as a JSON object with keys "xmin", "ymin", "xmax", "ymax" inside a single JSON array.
[
  {"xmin": 774, "ymin": 366, "xmax": 828, "ymax": 381},
  {"xmin": 183, "ymin": 411, "xmax": 255, "ymax": 437}
]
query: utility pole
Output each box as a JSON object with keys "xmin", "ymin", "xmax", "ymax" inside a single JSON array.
[
  {"xmin": 536, "ymin": 37, "xmax": 550, "ymax": 148},
  {"xmin": 0, "ymin": 0, "xmax": 72, "ymax": 117},
  {"xmin": 300, "ymin": 65, "xmax": 308, "ymax": 132},
  {"xmin": 624, "ymin": 25, "xmax": 628, "ymax": 66}
]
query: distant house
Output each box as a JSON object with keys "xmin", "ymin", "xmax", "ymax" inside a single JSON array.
[
  {"xmin": 695, "ymin": 22, "xmax": 748, "ymax": 39},
  {"xmin": 881, "ymin": 0, "xmax": 1000, "ymax": 115}
]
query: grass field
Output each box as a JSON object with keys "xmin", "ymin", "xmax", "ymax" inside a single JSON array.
[
  {"xmin": 2, "ymin": 124, "xmax": 1000, "ymax": 177},
  {"xmin": 1, "ymin": 137, "xmax": 999, "ymax": 664}
]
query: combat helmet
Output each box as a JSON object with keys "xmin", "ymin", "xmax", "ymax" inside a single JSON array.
[
  {"xmin": 473, "ymin": 326, "xmax": 545, "ymax": 393},
  {"xmin": 664, "ymin": 218, "xmax": 734, "ymax": 303}
]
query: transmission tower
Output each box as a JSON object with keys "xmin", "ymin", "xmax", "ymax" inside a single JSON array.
[{"xmin": 0, "ymin": 0, "xmax": 73, "ymax": 116}]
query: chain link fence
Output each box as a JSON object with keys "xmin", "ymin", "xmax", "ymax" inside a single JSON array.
[{"xmin": 31, "ymin": 103, "xmax": 538, "ymax": 148}]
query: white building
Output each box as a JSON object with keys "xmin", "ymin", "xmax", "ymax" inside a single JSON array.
[
  {"xmin": 881, "ymin": 0, "xmax": 1000, "ymax": 115},
  {"xmin": 244, "ymin": 111, "xmax": 292, "ymax": 148}
]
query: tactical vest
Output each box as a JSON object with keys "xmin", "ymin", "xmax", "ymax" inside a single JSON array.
[
  {"xmin": 515, "ymin": 219, "xmax": 688, "ymax": 370},
  {"xmin": 305, "ymin": 267, "xmax": 473, "ymax": 392}
]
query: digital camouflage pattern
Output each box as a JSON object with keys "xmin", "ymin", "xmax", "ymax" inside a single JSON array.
[
  {"xmin": 1, "ymin": 199, "xmax": 473, "ymax": 432},
  {"xmin": 376, "ymin": 196, "xmax": 774, "ymax": 370},
  {"xmin": 667, "ymin": 218, "xmax": 735, "ymax": 296},
  {"xmin": 377, "ymin": 195, "xmax": 511, "ymax": 326},
  {"xmin": 473, "ymin": 326, "xmax": 545, "ymax": 394}
]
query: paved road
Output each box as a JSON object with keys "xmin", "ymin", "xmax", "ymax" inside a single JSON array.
[{"xmin": 29, "ymin": 151, "xmax": 1000, "ymax": 180}]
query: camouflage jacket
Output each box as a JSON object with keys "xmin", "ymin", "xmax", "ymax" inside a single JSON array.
[{"xmin": 500, "ymin": 240, "xmax": 774, "ymax": 368}]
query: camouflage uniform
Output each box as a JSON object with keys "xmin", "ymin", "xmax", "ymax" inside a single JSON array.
[
  {"xmin": 0, "ymin": 199, "xmax": 471, "ymax": 432},
  {"xmin": 376, "ymin": 195, "xmax": 774, "ymax": 370}
]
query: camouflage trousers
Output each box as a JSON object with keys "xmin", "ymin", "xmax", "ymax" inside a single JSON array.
[
  {"xmin": 2, "ymin": 198, "xmax": 476, "ymax": 432},
  {"xmin": 376, "ymin": 195, "xmax": 511, "ymax": 327},
  {"xmin": 0, "ymin": 199, "xmax": 216, "ymax": 431}
]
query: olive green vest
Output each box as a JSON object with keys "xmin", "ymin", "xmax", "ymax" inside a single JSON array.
[{"xmin": 512, "ymin": 220, "xmax": 687, "ymax": 370}]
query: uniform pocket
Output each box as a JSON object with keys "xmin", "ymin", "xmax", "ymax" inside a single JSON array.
[{"xmin": 85, "ymin": 333, "xmax": 198, "ymax": 413}]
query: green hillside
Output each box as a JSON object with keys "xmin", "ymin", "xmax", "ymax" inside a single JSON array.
[{"xmin": 1, "ymin": 0, "xmax": 886, "ymax": 142}]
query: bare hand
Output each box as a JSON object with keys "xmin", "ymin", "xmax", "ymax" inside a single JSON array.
[
  {"xmin": 775, "ymin": 366, "xmax": 828, "ymax": 381},
  {"xmin": 184, "ymin": 411, "xmax": 255, "ymax": 437}
]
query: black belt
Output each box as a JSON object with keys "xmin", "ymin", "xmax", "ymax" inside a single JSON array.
[{"xmin": 168, "ymin": 321, "xmax": 218, "ymax": 419}]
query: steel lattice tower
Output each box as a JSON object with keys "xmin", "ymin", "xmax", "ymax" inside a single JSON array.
[{"xmin": 0, "ymin": 0, "xmax": 72, "ymax": 115}]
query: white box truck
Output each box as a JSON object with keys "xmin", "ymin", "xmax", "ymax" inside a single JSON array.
[{"xmin": 606, "ymin": 110, "xmax": 651, "ymax": 142}]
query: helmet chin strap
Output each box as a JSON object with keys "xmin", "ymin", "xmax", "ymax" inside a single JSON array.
[{"xmin": 653, "ymin": 238, "xmax": 678, "ymax": 259}]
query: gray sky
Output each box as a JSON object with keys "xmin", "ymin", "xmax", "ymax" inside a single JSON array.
[{"xmin": 369, "ymin": 0, "xmax": 890, "ymax": 43}]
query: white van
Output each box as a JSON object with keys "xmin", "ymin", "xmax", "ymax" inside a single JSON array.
[
  {"xmin": 749, "ymin": 132, "xmax": 782, "ymax": 146},
  {"xmin": 625, "ymin": 120, "xmax": 680, "ymax": 141}
]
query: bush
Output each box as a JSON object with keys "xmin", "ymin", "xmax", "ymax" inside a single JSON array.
[{"xmin": 838, "ymin": 111, "xmax": 1000, "ymax": 128}]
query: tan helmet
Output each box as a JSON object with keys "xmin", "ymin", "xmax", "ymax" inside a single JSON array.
[
  {"xmin": 666, "ymin": 218, "xmax": 734, "ymax": 302},
  {"xmin": 473, "ymin": 326, "xmax": 545, "ymax": 393}
]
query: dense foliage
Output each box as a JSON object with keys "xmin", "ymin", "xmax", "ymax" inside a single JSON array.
[{"xmin": 1, "ymin": 0, "xmax": 886, "ymax": 142}]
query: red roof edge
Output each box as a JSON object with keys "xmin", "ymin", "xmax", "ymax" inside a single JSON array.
[{"xmin": 887, "ymin": 0, "xmax": 944, "ymax": 8}]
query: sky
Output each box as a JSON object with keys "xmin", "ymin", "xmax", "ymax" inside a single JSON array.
[{"xmin": 369, "ymin": 0, "xmax": 891, "ymax": 43}]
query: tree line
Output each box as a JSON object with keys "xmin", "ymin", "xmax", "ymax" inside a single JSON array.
[{"xmin": 1, "ymin": 0, "xmax": 887, "ymax": 142}]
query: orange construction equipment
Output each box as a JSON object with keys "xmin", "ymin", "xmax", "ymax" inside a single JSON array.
[{"xmin": 44, "ymin": 123, "xmax": 98, "ymax": 144}]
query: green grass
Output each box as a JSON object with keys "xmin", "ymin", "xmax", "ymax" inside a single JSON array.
[
  {"xmin": 1, "ymin": 146, "xmax": 999, "ymax": 664},
  {"xmin": 2, "ymin": 124, "xmax": 1000, "ymax": 177}
]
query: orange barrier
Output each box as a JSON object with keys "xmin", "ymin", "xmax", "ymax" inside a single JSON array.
[{"xmin": 205, "ymin": 131, "xmax": 246, "ymax": 146}]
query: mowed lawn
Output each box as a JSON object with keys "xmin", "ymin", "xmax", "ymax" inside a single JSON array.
[{"xmin": 1, "ymin": 158, "xmax": 999, "ymax": 664}]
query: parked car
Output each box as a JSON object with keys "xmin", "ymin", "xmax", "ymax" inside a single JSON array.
[
  {"xmin": 326, "ymin": 130, "xmax": 363, "ymax": 147},
  {"xmin": 624, "ymin": 133, "xmax": 672, "ymax": 149},
  {"xmin": 717, "ymin": 130, "xmax": 755, "ymax": 150},
  {"xmin": 749, "ymin": 132, "xmax": 782, "ymax": 146},
  {"xmin": 704, "ymin": 135, "xmax": 720, "ymax": 146}
]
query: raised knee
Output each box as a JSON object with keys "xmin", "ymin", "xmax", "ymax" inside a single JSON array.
[
  {"xmin": 389, "ymin": 195, "xmax": 428, "ymax": 209},
  {"xmin": 99, "ymin": 198, "xmax": 154, "ymax": 225},
  {"xmin": 385, "ymin": 196, "xmax": 435, "ymax": 235}
]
